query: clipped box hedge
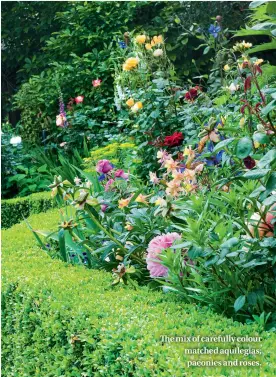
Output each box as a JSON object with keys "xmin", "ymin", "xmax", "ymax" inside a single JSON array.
[
  {"xmin": 2, "ymin": 210, "xmax": 276, "ymax": 377},
  {"xmin": 1, "ymin": 191, "xmax": 56, "ymax": 229}
]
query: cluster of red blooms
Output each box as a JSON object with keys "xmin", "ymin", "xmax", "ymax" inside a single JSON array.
[
  {"xmin": 185, "ymin": 86, "xmax": 202, "ymax": 101},
  {"xmin": 164, "ymin": 131, "xmax": 184, "ymax": 147},
  {"xmin": 148, "ymin": 132, "xmax": 184, "ymax": 148}
]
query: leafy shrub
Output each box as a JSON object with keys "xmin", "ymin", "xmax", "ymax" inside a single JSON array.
[
  {"xmin": 235, "ymin": 1, "xmax": 276, "ymax": 57},
  {"xmin": 83, "ymin": 141, "xmax": 140, "ymax": 173},
  {"xmin": 1, "ymin": 192, "xmax": 56, "ymax": 229},
  {"xmin": 2, "ymin": 209, "xmax": 276, "ymax": 377}
]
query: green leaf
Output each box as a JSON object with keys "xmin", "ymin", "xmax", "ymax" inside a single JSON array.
[
  {"xmin": 213, "ymin": 138, "xmax": 235, "ymax": 153},
  {"xmin": 220, "ymin": 237, "xmax": 239, "ymax": 249},
  {"xmin": 58, "ymin": 229, "xmax": 68, "ymax": 262},
  {"xmin": 236, "ymin": 137, "xmax": 253, "ymax": 159},
  {"xmin": 253, "ymin": 132, "xmax": 269, "ymax": 144},
  {"xmin": 243, "ymin": 169, "xmax": 270, "ymax": 179},
  {"xmin": 247, "ymin": 41, "xmax": 276, "ymax": 54},
  {"xmin": 234, "ymin": 295, "xmax": 246, "ymax": 312},
  {"xmin": 257, "ymin": 149, "xmax": 276, "ymax": 168},
  {"xmin": 249, "ymin": 0, "xmax": 267, "ymax": 8},
  {"xmin": 261, "ymin": 100, "xmax": 276, "ymax": 116},
  {"xmin": 203, "ymin": 46, "xmax": 210, "ymax": 55},
  {"xmin": 266, "ymin": 172, "xmax": 276, "ymax": 192}
]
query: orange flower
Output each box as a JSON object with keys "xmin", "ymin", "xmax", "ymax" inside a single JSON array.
[{"xmin": 126, "ymin": 98, "xmax": 135, "ymax": 107}]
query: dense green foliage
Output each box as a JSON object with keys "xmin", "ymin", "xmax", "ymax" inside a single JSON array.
[
  {"xmin": 1, "ymin": 191, "xmax": 55, "ymax": 229},
  {"xmin": 2, "ymin": 209, "xmax": 276, "ymax": 377},
  {"xmin": 3, "ymin": 1, "xmax": 250, "ymax": 145}
]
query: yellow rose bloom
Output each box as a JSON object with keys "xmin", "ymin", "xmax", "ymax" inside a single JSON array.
[
  {"xmin": 123, "ymin": 57, "xmax": 139, "ymax": 71},
  {"xmin": 224, "ymin": 64, "xmax": 230, "ymax": 71},
  {"xmin": 145, "ymin": 43, "xmax": 152, "ymax": 50},
  {"xmin": 135, "ymin": 34, "xmax": 146, "ymax": 44},
  {"xmin": 136, "ymin": 101, "xmax": 143, "ymax": 109},
  {"xmin": 126, "ymin": 98, "xmax": 135, "ymax": 107},
  {"xmin": 153, "ymin": 35, "xmax": 163, "ymax": 44}
]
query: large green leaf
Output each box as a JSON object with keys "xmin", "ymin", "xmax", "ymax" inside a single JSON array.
[
  {"xmin": 243, "ymin": 168, "xmax": 270, "ymax": 179},
  {"xmin": 247, "ymin": 41, "xmax": 276, "ymax": 54},
  {"xmin": 235, "ymin": 137, "xmax": 253, "ymax": 159}
]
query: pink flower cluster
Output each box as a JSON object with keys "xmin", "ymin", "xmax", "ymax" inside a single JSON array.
[
  {"xmin": 95, "ymin": 159, "xmax": 129, "ymax": 192},
  {"xmin": 146, "ymin": 232, "xmax": 181, "ymax": 277}
]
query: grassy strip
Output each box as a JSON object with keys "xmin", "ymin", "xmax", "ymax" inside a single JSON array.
[{"xmin": 2, "ymin": 209, "xmax": 276, "ymax": 376}]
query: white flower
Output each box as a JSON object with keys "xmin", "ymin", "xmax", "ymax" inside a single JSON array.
[
  {"xmin": 228, "ymin": 83, "xmax": 238, "ymax": 93},
  {"xmin": 104, "ymin": 256, "xmax": 110, "ymax": 262},
  {"xmin": 257, "ymin": 124, "xmax": 265, "ymax": 132},
  {"xmin": 153, "ymin": 48, "xmax": 163, "ymax": 57},
  {"xmin": 60, "ymin": 142, "xmax": 67, "ymax": 147},
  {"xmin": 85, "ymin": 180, "xmax": 92, "ymax": 188},
  {"xmin": 74, "ymin": 177, "xmax": 82, "ymax": 186},
  {"xmin": 10, "ymin": 136, "xmax": 22, "ymax": 145},
  {"xmin": 131, "ymin": 103, "xmax": 140, "ymax": 113},
  {"xmin": 117, "ymin": 263, "xmax": 125, "ymax": 272}
]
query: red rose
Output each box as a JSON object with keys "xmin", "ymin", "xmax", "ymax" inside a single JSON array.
[
  {"xmin": 185, "ymin": 86, "xmax": 202, "ymax": 101},
  {"xmin": 164, "ymin": 132, "xmax": 184, "ymax": 147}
]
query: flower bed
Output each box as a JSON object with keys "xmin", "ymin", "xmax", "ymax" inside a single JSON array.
[{"xmin": 2, "ymin": 209, "xmax": 276, "ymax": 376}]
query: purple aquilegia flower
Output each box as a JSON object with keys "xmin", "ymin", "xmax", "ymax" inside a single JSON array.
[
  {"xmin": 208, "ymin": 25, "xmax": 221, "ymax": 38},
  {"xmin": 118, "ymin": 41, "xmax": 127, "ymax": 49},
  {"xmin": 101, "ymin": 204, "xmax": 108, "ymax": 212},
  {"xmin": 96, "ymin": 160, "xmax": 114, "ymax": 174}
]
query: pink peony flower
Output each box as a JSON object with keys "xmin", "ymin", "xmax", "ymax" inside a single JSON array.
[
  {"xmin": 92, "ymin": 79, "xmax": 102, "ymax": 87},
  {"xmin": 114, "ymin": 169, "xmax": 129, "ymax": 180},
  {"xmin": 75, "ymin": 95, "xmax": 84, "ymax": 104},
  {"xmin": 146, "ymin": 232, "xmax": 181, "ymax": 277},
  {"xmin": 96, "ymin": 159, "xmax": 113, "ymax": 174},
  {"xmin": 104, "ymin": 178, "xmax": 115, "ymax": 192}
]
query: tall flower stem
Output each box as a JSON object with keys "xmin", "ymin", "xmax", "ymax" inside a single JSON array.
[{"xmin": 84, "ymin": 205, "xmax": 127, "ymax": 252}]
